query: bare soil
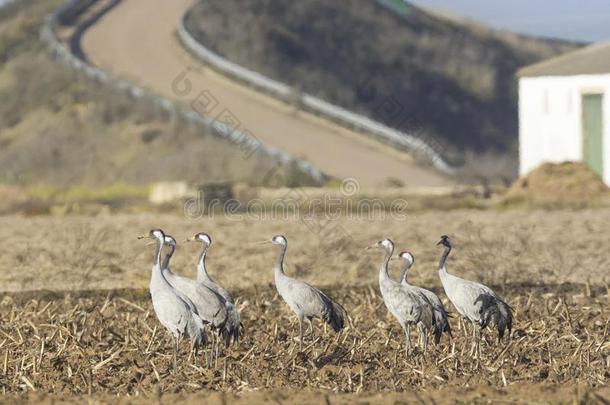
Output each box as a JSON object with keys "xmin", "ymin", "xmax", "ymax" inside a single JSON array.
[
  {"xmin": 1, "ymin": 209, "xmax": 609, "ymax": 402},
  {"xmin": 2, "ymin": 209, "xmax": 610, "ymax": 292},
  {"xmin": 0, "ymin": 285, "xmax": 608, "ymax": 402}
]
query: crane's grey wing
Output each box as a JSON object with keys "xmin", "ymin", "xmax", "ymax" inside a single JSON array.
[
  {"xmin": 384, "ymin": 284, "xmax": 421, "ymax": 324},
  {"xmin": 214, "ymin": 284, "xmax": 234, "ymax": 304},
  {"xmin": 164, "ymin": 269, "xmax": 227, "ymax": 328},
  {"xmin": 151, "ymin": 290, "xmax": 190, "ymax": 336},
  {"xmin": 204, "ymin": 280, "xmax": 241, "ymax": 346},
  {"xmin": 420, "ymin": 288, "xmax": 452, "ymax": 340},
  {"xmin": 220, "ymin": 302, "xmax": 242, "ymax": 346},
  {"xmin": 474, "ymin": 291, "xmax": 513, "ymax": 340},
  {"xmin": 312, "ymin": 286, "xmax": 346, "ymax": 332}
]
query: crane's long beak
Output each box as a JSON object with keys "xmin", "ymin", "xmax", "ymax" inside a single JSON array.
[
  {"xmin": 389, "ymin": 257, "xmax": 400, "ymax": 261},
  {"xmin": 137, "ymin": 235, "xmax": 149, "ymax": 240},
  {"xmin": 365, "ymin": 243, "xmax": 377, "ymax": 250},
  {"xmin": 184, "ymin": 237, "xmax": 194, "ymax": 243},
  {"xmin": 256, "ymin": 240, "xmax": 271, "ymax": 245}
]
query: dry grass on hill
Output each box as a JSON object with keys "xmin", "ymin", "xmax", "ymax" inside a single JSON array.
[
  {"xmin": 0, "ymin": 0, "xmax": 276, "ymax": 189},
  {"xmin": 185, "ymin": 0, "xmax": 579, "ymax": 164}
]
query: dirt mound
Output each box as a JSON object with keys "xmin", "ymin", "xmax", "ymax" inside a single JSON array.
[{"xmin": 504, "ymin": 162, "xmax": 609, "ymax": 205}]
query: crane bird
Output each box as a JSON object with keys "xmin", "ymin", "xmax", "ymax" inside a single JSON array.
[
  {"xmin": 395, "ymin": 251, "xmax": 452, "ymax": 345},
  {"xmin": 262, "ymin": 235, "xmax": 346, "ymax": 351},
  {"xmin": 139, "ymin": 229, "xmax": 206, "ymax": 372},
  {"xmin": 159, "ymin": 234, "xmax": 228, "ymax": 364},
  {"xmin": 436, "ymin": 235, "xmax": 513, "ymax": 357},
  {"xmin": 370, "ymin": 239, "xmax": 434, "ymax": 353},
  {"xmin": 186, "ymin": 232, "xmax": 242, "ymax": 347}
]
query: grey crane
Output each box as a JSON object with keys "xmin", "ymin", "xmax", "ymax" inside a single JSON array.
[
  {"xmin": 370, "ymin": 238, "xmax": 434, "ymax": 353},
  {"xmin": 160, "ymin": 234, "xmax": 228, "ymax": 363},
  {"xmin": 395, "ymin": 251, "xmax": 452, "ymax": 345},
  {"xmin": 186, "ymin": 232, "xmax": 242, "ymax": 346},
  {"xmin": 436, "ymin": 235, "xmax": 513, "ymax": 357},
  {"xmin": 139, "ymin": 229, "xmax": 206, "ymax": 372},
  {"xmin": 262, "ymin": 235, "xmax": 346, "ymax": 351}
]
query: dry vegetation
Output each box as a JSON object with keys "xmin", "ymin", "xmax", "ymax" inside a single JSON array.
[
  {"xmin": 2, "ymin": 209, "xmax": 610, "ymax": 291},
  {"xmin": 0, "ymin": 281, "xmax": 608, "ymax": 401},
  {"xmin": 0, "ymin": 208, "xmax": 609, "ymax": 402},
  {"xmin": 1, "ymin": 0, "xmax": 609, "ymax": 403},
  {"xmin": 0, "ymin": 0, "xmax": 277, "ymax": 189},
  {"xmin": 185, "ymin": 0, "xmax": 579, "ymax": 165}
]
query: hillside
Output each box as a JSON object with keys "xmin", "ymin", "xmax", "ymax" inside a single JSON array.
[
  {"xmin": 0, "ymin": 0, "xmax": 278, "ymax": 189},
  {"xmin": 185, "ymin": 0, "xmax": 580, "ymax": 163}
]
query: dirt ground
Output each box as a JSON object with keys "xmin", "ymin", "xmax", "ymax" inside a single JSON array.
[
  {"xmin": 0, "ymin": 285, "xmax": 608, "ymax": 402},
  {"xmin": 0, "ymin": 209, "xmax": 609, "ymax": 403},
  {"xmin": 2, "ymin": 208, "xmax": 610, "ymax": 292}
]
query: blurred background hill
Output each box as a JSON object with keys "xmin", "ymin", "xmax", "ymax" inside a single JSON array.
[
  {"xmin": 185, "ymin": 0, "xmax": 579, "ymax": 165},
  {"xmin": 0, "ymin": 0, "xmax": 276, "ymax": 190}
]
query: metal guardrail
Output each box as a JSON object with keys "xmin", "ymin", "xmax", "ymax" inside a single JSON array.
[
  {"xmin": 39, "ymin": 0, "xmax": 327, "ymax": 184},
  {"xmin": 178, "ymin": 7, "xmax": 454, "ymax": 175}
]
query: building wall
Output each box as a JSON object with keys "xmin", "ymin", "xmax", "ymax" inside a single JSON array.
[{"xmin": 519, "ymin": 73, "xmax": 610, "ymax": 184}]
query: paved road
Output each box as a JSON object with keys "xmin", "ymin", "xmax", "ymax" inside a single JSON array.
[{"xmin": 80, "ymin": 0, "xmax": 452, "ymax": 187}]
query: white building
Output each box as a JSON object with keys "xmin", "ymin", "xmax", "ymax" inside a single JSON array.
[{"xmin": 518, "ymin": 41, "xmax": 610, "ymax": 184}]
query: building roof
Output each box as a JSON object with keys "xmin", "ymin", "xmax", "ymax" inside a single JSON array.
[{"xmin": 518, "ymin": 41, "xmax": 610, "ymax": 77}]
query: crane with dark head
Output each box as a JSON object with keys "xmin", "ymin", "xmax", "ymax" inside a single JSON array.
[{"xmin": 436, "ymin": 235, "xmax": 513, "ymax": 357}]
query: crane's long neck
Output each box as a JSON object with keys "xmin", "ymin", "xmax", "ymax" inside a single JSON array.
[
  {"xmin": 151, "ymin": 236, "xmax": 169, "ymax": 289},
  {"xmin": 399, "ymin": 262, "xmax": 411, "ymax": 284},
  {"xmin": 153, "ymin": 237, "xmax": 163, "ymax": 269},
  {"xmin": 274, "ymin": 244, "xmax": 287, "ymax": 277},
  {"xmin": 162, "ymin": 245, "xmax": 175, "ymax": 270},
  {"xmin": 378, "ymin": 246, "xmax": 393, "ymax": 283},
  {"xmin": 438, "ymin": 245, "xmax": 451, "ymax": 274},
  {"xmin": 196, "ymin": 244, "xmax": 211, "ymax": 283}
]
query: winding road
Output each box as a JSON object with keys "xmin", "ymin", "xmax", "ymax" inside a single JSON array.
[{"xmin": 79, "ymin": 0, "xmax": 452, "ymax": 187}]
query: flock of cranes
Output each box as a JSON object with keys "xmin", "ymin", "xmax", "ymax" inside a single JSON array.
[{"xmin": 140, "ymin": 229, "xmax": 513, "ymax": 370}]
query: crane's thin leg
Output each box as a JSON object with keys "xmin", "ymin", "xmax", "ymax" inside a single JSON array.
[
  {"xmin": 306, "ymin": 318, "xmax": 314, "ymax": 337},
  {"xmin": 191, "ymin": 338, "xmax": 198, "ymax": 367},
  {"xmin": 423, "ymin": 329, "xmax": 428, "ymax": 354},
  {"xmin": 215, "ymin": 333, "xmax": 220, "ymax": 367},
  {"xmin": 173, "ymin": 334, "xmax": 179, "ymax": 374},
  {"xmin": 462, "ymin": 317, "xmax": 469, "ymax": 338},
  {"xmin": 206, "ymin": 331, "xmax": 214, "ymax": 368},
  {"xmin": 298, "ymin": 315, "xmax": 304, "ymax": 351},
  {"xmin": 470, "ymin": 321, "xmax": 477, "ymax": 358},
  {"xmin": 475, "ymin": 326, "xmax": 482, "ymax": 360},
  {"xmin": 405, "ymin": 324, "xmax": 412, "ymax": 354}
]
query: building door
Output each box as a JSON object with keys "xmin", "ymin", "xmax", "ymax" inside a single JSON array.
[{"xmin": 582, "ymin": 94, "xmax": 604, "ymax": 177}]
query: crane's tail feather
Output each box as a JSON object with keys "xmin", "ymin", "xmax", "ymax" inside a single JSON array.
[
  {"xmin": 188, "ymin": 315, "xmax": 208, "ymax": 348},
  {"xmin": 221, "ymin": 303, "xmax": 242, "ymax": 347},
  {"xmin": 317, "ymin": 291, "xmax": 347, "ymax": 333},
  {"xmin": 432, "ymin": 306, "xmax": 452, "ymax": 344},
  {"xmin": 475, "ymin": 294, "xmax": 513, "ymax": 341},
  {"xmin": 431, "ymin": 308, "xmax": 443, "ymax": 345},
  {"xmin": 496, "ymin": 298, "xmax": 513, "ymax": 341}
]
